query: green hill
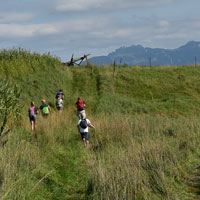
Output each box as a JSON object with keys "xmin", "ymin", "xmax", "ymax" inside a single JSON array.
[{"xmin": 0, "ymin": 49, "xmax": 200, "ymax": 199}]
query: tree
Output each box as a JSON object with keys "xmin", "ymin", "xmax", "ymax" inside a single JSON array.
[{"xmin": 0, "ymin": 79, "xmax": 21, "ymax": 141}]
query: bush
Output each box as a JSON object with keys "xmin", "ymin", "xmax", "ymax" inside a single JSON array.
[{"xmin": 0, "ymin": 79, "xmax": 21, "ymax": 138}]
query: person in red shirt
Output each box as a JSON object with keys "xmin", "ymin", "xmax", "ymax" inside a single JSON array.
[{"xmin": 75, "ymin": 97, "xmax": 86, "ymax": 119}]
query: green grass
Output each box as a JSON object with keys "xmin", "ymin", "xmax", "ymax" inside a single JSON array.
[
  {"xmin": 1, "ymin": 49, "xmax": 200, "ymax": 199},
  {"xmin": 86, "ymin": 114, "xmax": 200, "ymax": 199}
]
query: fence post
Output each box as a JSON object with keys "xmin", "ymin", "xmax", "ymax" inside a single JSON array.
[
  {"xmin": 149, "ymin": 57, "xmax": 152, "ymax": 68},
  {"xmin": 113, "ymin": 61, "xmax": 116, "ymax": 77}
]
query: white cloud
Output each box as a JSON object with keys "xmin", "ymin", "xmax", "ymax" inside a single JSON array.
[
  {"xmin": 0, "ymin": 23, "xmax": 58, "ymax": 38},
  {"xmin": 159, "ymin": 20, "xmax": 170, "ymax": 27},
  {"xmin": 0, "ymin": 17, "xmax": 110, "ymax": 38},
  {"xmin": 58, "ymin": 18, "xmax": 111, "ymax": 32},
  {"xmin": 0, "ymin": 13, "xmax": 35, "ymax": 23},
  {"xmin": 0, "ymin": 16, "xmax": 198, "ymax": 50},
  {"xmin": 55, "ymin": 0, "xmax": 180, "ymax": 12},
  {"xmin": 155, "ymin": 33, "xmax": 187, "ymax": 39},
  {"xmin": 89, "ymin": 28, "xmax": 142, "ymax": 39},
  {"xmin": 56, "ymin": 0, "xmax": 98, "ymax": 12}
]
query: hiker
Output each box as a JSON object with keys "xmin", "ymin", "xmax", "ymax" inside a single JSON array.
[
  {"xmin": 56, "ymin": 95, "xmax": 63, "ymax": 113},
  {"xmin": 56, "ymin": 89, "xmax": 64, "ymax": 100},
  {"xmin": 28, "ymin": 101, "xmax": 38, "ymax": 131},
  {"xmin": 75, "ymin": 97, "xmax": 86, "ymax": 119},
  {"xmin": 77, "ymin": 112, "xmax": 95, "ymax": 148},
  {"xmin": 40, "ymin": 99, "xmax": 51, "ymax": 117}
]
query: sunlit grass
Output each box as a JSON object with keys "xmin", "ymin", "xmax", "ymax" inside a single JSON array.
[
  {"xmin": 1, "ymin": 48, "xmax": 200, "ymax": 199},
  {"xmin": 87, "ymin": 114, "xmax": 200, "ymax": 199}
]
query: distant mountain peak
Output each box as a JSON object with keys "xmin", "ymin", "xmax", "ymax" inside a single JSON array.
[
  {"xmin": 89, "ymin": 41, "xmax": 200, "ymax": 66},
  {"xmin": 180, "ymin": 41, "xmax": 200, "ymax": 49}
]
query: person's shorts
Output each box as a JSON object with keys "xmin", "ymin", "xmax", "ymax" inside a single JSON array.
[
  {"xmin": 80, "ymin": 132, "xmax": 89, "ymax": 141},
  {"xmin": 77, "ymin": 110, "xmax": 85, "ymax": 119},
  {"xmin": 56, "ymin": 106, "xmax": 62, "ymax": 111},
  {"xmin": 42, "ymin": 114, "xmax": 49, "ymax": 118},
  {"xmin": 29, "ymin": 115, "xmax": 36, "ymax": 122}
]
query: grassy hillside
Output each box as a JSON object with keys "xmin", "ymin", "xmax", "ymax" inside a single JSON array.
[
  {"xmin": 0, "ymin": 49, "xmax": 200, "ymax": 199},
  {"xmin": 0, "ymin": 48, "xmax": 60, "ymax": 77}
]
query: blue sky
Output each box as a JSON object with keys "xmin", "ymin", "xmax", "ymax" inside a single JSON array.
[{"xmin": 0, "ymin": 0, "xmax": 199, "ymax": 61}]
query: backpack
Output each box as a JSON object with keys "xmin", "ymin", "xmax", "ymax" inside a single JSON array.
[
  {"xmin": 77, "ymin": 99, "xmax": 85, "ymax": 110},
  {"xmin": 29, "ymin": 107, "xmax": 35, "ymax": 117},
  {"xmin": 56, "ymin": 99, "xmax": 62, "ymax": 107},
  {"xmin": 56, "ymin": 92, "xmax": 62, "ymax": 99},
  {"xmin": 42, "ymin": 106, "xmax": 49, "ymax": 115},
  {"xmin": 80, "ymin": 119, "xmax": 87, "ymax": 129}
]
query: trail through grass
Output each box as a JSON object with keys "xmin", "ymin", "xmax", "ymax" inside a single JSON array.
[{"xmin": 0, "ymin": 106, "xmax": 92, "ymax": 200}]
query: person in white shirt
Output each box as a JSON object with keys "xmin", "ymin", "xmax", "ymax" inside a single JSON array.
[
  {"xmin": 56, "ymin": 95, "xmax": 63, "ymax": 113},
  {"xmin": 77, "ymin": 112, "xmax": 95, "ymax": 148}
]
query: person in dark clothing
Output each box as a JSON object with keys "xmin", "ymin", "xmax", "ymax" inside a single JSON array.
[{"xmin": 56, "ymin": 89, "xmax": 64, "ymax": 100}]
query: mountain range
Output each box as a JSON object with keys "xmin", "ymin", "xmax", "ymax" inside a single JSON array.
[{"xmin": 89, "ymin": 41, "xmax": 200, "ymax": 66}]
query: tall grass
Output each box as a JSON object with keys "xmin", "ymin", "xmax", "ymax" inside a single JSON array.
[
  {"xmin": 0, "ymin": 109, "xmax": 91, "ymax": 200},
  {"xmin": 87, "ymin": 114, "xmax": 200, "ymax": 199},
  {"xmin": 2, "ymin": 110, "xmax": 200, "ymax": 199},
  {"xmin": 0, "ymin": 48, "xmax": 61, "ymax": 77}
]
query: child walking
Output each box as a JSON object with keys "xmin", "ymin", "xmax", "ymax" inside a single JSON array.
[{"xmin": 28, "ymin": 101, "xmax": 38, "ymax": 131}]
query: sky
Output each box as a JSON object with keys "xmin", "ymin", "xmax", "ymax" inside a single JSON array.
[{"xmin": 0, "ymin": 0, "xmax": 200, "ymax": 61}]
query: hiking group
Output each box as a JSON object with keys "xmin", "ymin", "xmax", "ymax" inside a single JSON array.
[
  {"xmin": 28, "ymin": 91, "xmax": 95, "ymax": 148},
  {"xmin": 75, "ymin": 97, "xmax": 95, "ymax": 148},
  {"xmin": 28, "ymin": 99, "xmax": 51, "ymax": 131}
]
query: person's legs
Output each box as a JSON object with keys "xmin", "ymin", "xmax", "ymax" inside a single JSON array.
[
  {"xmin": 33, "ymin": 115, "xmax": 36, "ymax": 131},
  {"xmin": 80, "ymin": 132, "xmax": 88, "ymax": 147},
  {"xmin": 57, "ymin": 107, "xmax": 62, "ymax": 113},
  {"xmin": 84, "ymin": 132, "xmax": 89, "ymax": 148},
  {"xmin": 85, "ymin": 140, "xmax": 89, "ymax": 148},
  {"xmin": 33, "ymin": 120, "xmax": 36, "ymax": 131},
  {"xmin": 30, "ymin": 115, "xmax": 36, "ymax": 131},
  {"xmin": 82, "ymin": 138, "xmax": 87, "ymax": 147},
  {"xmin": 30, "ymin": 120, "xmax": 34, "ymax": 131},
  {"xmin": 77, "ymin": 111, "xmax": 81, "ymax": 119},
  {"xmin": 77, "ymin": 110, "xmax": 86, "ymax": 119}
]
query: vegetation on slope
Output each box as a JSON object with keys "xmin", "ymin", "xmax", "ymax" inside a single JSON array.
[
  {"xmin": 0, "ymin": 48, "xmax": 60, "ymax": 77},
  {"xmin": 0, "ymin": 49, "xmax": 200, "ymax": 199}
]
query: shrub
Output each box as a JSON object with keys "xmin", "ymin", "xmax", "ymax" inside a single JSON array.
[{"xmin": 0, "ymin": 79, "xmax": 21, "ymax": 138}]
